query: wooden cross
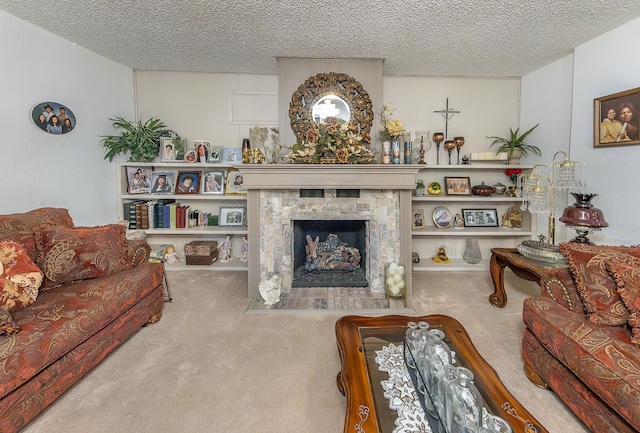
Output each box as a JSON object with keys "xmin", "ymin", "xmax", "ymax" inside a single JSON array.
[{"xmin": 434, "ymin": 97, "xmax": 460, "ymax": 139}]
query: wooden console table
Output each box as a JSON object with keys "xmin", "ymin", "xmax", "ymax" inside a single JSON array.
[{"xmin": 489, "ymin": 248, "xmax": 566, "ymax": 308}]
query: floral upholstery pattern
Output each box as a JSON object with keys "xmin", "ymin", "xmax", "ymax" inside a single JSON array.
[
  {"xmin": 0, "ymin": 242, "xmax": 43, "ymax": 313},
  {"xmin": 523, "ymin": 296, "xmax": 640, "ymax": 430},
  {"xmin": 559, "ymin": 243, "xmax": 640, "ymax": 325},
  {"xmin": 606, "ymin": 256, "xmax": 640, "ymax": 346},
  {"xmin": 35, "ymin": 224, "xmax": 126, "ymax": 287},
  {"xmin": 0, "ymin": 309, "xmax": 18, "ymax": 336},
  {"xmin": 0, "ymin": 208, "xmax": 74, "ymax": 231}
]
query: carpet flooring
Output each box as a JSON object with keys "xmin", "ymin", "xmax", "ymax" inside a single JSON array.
[{"xmin": 21, "ymin": 270, "xmax": 589, "ymax": 433}]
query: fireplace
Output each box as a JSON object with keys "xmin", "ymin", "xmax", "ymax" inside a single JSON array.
[
  {"xmin": 292, "ymin": 219, "xmax": 368, "ymax": 287},
  {"xmin": 241, "ymin": 165, "xmax": 418, "ymax": 300}
]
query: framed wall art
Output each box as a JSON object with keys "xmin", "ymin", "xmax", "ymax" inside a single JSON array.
[
  {"xmin": 219, "ymin": 206, "xmax": 246, "ymax": 227},
  {"xmin": 412, "ymin": 209, "xmax": 426, "ymax": 229},
  {"xmin": 432, "ymin": 206, "xmax": 452, "ymax": 229},
  {"xmin": 175, "ymin": 171, "xmax": 201, "ymax": 194},
  {"xmin": 444, "ymin": 176, "xmax": 471, "ymax": 195},
  {"xmin": 462, "ymin": 209, "xmax": 498, "ymax": 227},
  {"xmin": 31, "ymin": 102, "xmax": 76, "ymax": 135},
  {"xmin": 201, "ymin": 171, "xmax": 225, "ymax": 194},
  {"xmin": 594, "ymin": 87, "xmax": 640, "ymax": 147}
]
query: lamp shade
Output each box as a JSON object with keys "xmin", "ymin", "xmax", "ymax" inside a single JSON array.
[{"xmin": 559, "ymin": 193, "xmax": 609, "ymax": 228}]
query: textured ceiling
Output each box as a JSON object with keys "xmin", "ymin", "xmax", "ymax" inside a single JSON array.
[{"xmin": 2, "ymin": 0, "xmax": 640, "ymax": 77}]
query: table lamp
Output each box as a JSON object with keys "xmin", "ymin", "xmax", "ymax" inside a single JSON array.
[{"xmin": 559, "ymin": 193, "xmax": 608, "ymax": 244}]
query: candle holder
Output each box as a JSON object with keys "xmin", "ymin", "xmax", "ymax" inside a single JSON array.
[
  {"xmin": 453, "ymin": 136, "xmax": 465, "ymax": 164},
  {"xmin": 444, "ymin": 140, "xmax": 456, "ymax": 165},
  {"xmin": 414, "ymin": 130, "xmax": 431, "ymax": 164},
  {"xmin": 432, "ymin": 132, "xmax": 445, "ymax": 165}
]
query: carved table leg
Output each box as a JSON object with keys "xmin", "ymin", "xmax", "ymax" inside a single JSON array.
[{"xmin": 489, "ymin": 252, "xmax": 508, "ymax": 308}]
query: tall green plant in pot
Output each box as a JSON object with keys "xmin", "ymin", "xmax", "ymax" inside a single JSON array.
[
  {"xmin": 487, "ymin": 123, "xmax": 541, "ymax": 164},
  {"xmin": 100, "ymin": 116, "xmax": 170, "ymax": 162}
]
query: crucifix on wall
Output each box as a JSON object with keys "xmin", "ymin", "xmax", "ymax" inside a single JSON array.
[{"xmin": 433, "ymin": 97, "xmax": 460, "ymax": 140}]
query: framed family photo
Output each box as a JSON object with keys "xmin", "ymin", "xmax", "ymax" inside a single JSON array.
[
  {"xmin": 161, "ymin": 137, "xmax": 181, "ymax": 162},
  {"xmin": 219, "ymin": 206, "xmax": 246, "ymax": 227},
  {"xmin": 462, "ymin": 209, "xmax": 498, "ymax": 227},
  {"xmin": 594, "ymin": 87, "xmax": 640, "ymax": 148},
  {"xmin": 432, "ymin": 206, "xmax": 452, "ymax": 229},
  {"xmin": 125, "ymin": 166, "xmax": 152, "ymax": 194},
  {"xmin": 175, "ymin": 171, "xmax": 201, "ymax": 194},
  {"xmin": 444, "ymin": 177, "xmax": 471, "ymax": 196},
  {"xmin": 412, "ymin": 209, "xmax": 426, "ymax": 229},
  {"xmin": 201, "ymin": 171, "xmax": 225, "ymax": 194},
  {"xmin": 226, "ymin": 170, "xmax": 246, "ymax": 195}
]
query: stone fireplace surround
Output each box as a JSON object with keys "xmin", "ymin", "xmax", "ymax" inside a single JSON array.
[{"xmin": 242, "ymin": 165, "xmax": 419, "ymax": 301}]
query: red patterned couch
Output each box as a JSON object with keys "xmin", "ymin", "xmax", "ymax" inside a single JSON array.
[
  {"xmin": 522, "ymin": 243, "xmax": 640, "ymax": 433},
  {"xmin": 0, "ymin": 208, "xmax": 165, "ymax": 432}
]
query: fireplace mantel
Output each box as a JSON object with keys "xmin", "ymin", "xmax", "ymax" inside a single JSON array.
[{"xmin": 242, "ymin": 164, "xmax": 419, "ymax": 302}]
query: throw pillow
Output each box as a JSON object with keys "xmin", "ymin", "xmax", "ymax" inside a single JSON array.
[
  {"xmin": 606, "ymin": 256, "xmax": 640, "ymax": 346},
  {"xmin": 35, "ymin": 224, "xmax": 126, "ymax": 287},
  {"xmin": 0, "ymin": 207, "xmax": 74, "ymax": 231},
  {"xmin": 559, "ymin": 243, "xmax": 640, "ymax": 326},
  {"xmin": 0, "ymin": 229, "xmax": 38, "ymax": 262},
  {"xmin": 0, "ymin": 308, "xmax": 19, "ymax": 335},
  {"xmin": 0, "ymin": 241, "xmax": 43, "ymax": 312}
]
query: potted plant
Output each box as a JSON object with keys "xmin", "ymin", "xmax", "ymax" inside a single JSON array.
[
  {"xmin": 487, "ymin": 123, "xmax": 541, "ymax": 164},
  {"xmin": 100, "ymin": 116, "xmax": 171, "ymax": 162}
]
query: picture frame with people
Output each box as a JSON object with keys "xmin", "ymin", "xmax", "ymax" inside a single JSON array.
[
  {"xmin": 462, "ymin": 209, "xmax": 498, "ymax": 227},
  {"xmin": 444, "ymin": 177, "xmax": 471, "ymax": 196},
  {"xmin": 226, "ymin": 170, "xmax": 246, "ymax": 195},
  {"xmin": 201, "ymin": 171, "xmax": 225, "ymax": 195},
  {"xmin": 594, "ymin": 87, "xmax": 640, "ymax": 148},
  {"xmin": 175, "ymin": 171, "xmax": 201, "ymax": 194},
  {"xmin": 30, "ymin": 101, "xmax": 76, "ymax": 135},
  {"xmin": 219, "ymin": 206, "xmax": 246, "ymax": 227},
  {"xmin": 126, "ymin": 166, "xmax": 152, "ymax": 194}
]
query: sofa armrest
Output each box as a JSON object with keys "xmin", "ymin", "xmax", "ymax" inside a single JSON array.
[
  {"xmin": 538, "ymin": 266, "xmax": 585, "ymax": 313},
  {"xmin": 123, "ymin": 240, "xmax": 151, "ymax": 268}
]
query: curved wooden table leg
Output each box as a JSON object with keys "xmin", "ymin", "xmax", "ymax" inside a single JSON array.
[{"xmin": 489, "ymin": 252, "xmax": 508, "ymax": 308}]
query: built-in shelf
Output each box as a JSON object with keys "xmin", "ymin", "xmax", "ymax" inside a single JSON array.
[
  {"xmin": 163, "ymin": 260, "xmax": 248, "ymax": 272},
  {"xmin": 412, "ymin": 258, "xmax": 490, "ymax": 272}
]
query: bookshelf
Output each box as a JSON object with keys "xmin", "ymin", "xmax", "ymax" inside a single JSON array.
[{"xmin": 117, "ymin": 162, "xmax": 248, "ymax": 271}]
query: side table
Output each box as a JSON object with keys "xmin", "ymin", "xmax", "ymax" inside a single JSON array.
[{"xmin": 489, "ymin": 248, "xmax": 566, "ymax": 308}]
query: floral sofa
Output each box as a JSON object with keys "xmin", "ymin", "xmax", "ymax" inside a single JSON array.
[
  {"xmin": 522, "ymin": 242, "xmax": 640, "ymax": 433},
  {"xmin": 0, "ymin": 208, "xmax": 165, "ymax": 432}
]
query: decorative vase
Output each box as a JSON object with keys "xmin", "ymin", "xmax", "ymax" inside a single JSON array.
[
  {"xmin": 392, "ymin": 140, "xmax": 401, "ymax": 164},
  {"xmin": 446, "ymin": 367, "xmax": 483, "ymax": 433},
  {"xmin": 382, "ymin": 140, "xmax": 391, "ymax": 164},
  {"xmin": 479, "ymin": 415, "xmax": 513, "ymax": 433},
  {"xmin": 463, "ymin": 239, "xmax": 482, "ymax": 264},
  {"xmin": 385, "ymin": 262, "xmax": 405, "ymax": 298},
  {"xmin": 404, "ymin": 141, "xmax": 413, "ymax": 164},
  {"xmin": 508, "ymin": 148, "xmax": 522, "ymax": 165}
]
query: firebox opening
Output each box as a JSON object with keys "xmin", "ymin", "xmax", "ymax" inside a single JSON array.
[{"xmin": 292, "ymin": 219, "xmax": 368, "ymax": 288}]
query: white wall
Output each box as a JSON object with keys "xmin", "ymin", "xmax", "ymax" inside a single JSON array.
[
  {"xmin": 0, "ymin": 11, "xmax": 134, "ymax": 225},
  {"xmin": 570, "ymin": 17, "xmax": 640, "ymax": 244},
  {"xmin": 520, "ymin": 55, "xmax": 575, "ymax": 241}
]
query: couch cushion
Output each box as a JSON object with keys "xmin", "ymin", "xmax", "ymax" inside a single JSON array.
[
  {"xmin": 0, "ymin": 230, "xmax": 37, "ymax": 263},
  {"xmin": 0, "ymin": 309, "xmax": 19, "ymax": 336},
  {"xmin": 0, "ymin": 208, "xmax": 74, "ymax": 231},
  {"xmin": 0, "ymin": 242, "xmax": 43, "ymax": 312},
  {"xmin": 0, "ymin": 262, "xmax": 164, "ymax": 400},
  {"xmin": 606, "ymin": 256, "xmax": 640, "ymax": 347},
  {"xmin": 523, "ymin": 296, "xmax": 640, "ymax": 428},
  {"xmin": 35, "ymin": 224, "xmax": 126, "ymax": 287},
  {"xmin": 559, "ymin": 243, "xmax": 640, "ymax": 326}
]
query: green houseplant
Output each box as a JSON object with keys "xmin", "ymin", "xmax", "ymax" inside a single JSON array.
[
  {"xmin": 100, "ymin": 116, "xmax": 170, "ymax": 162},
  {"xmin": 487, "ymin": 123, "xmax": 541, "ymax": 163}
]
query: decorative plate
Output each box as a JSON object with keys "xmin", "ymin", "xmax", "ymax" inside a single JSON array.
[{"xmin": 428, "ymin": 182, "xmax": 442, "ymax": 195}]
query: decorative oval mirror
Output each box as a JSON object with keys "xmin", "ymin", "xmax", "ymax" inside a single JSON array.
[{"xmin": 289, "ymin": 72, "xmax": 373, "ymax": 141}]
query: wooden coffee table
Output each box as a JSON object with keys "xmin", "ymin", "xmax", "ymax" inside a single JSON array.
[{"xmin": 335, "ymin": 314, "xmax": 547, "ymax": 433}]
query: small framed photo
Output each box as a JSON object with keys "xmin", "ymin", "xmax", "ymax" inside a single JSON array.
[
  {"xmin": 219, "ymin": 206, "xmax": 246, "ymax": 227},
  {"xmin": 175, "ymin": 171, "xmax": 201, "ymax": 194},
  {"xmin": 432, "ymin": 206, "xmax": 452, "ymax": 229},
  {"xmin": 462, "ymin": 209, "xmax": 499, "ymax": 227},
  {"xmin": 184, "ymin": 149, "xmax": 198, "ymax": 163},
  {"xmin": 161, "ymin": 137, "xmax": 180, "ymax": 162},
  {"xmin": 194, "ymin": 140, "xmax": 211, "ymax": 162},
  {"xmin": 209, "ymin": 146, "xmax": 223, "ymax": 163},
  {"xmin": 444, "ymin": 177, "xmax": 472, "ymax": 195},
  {"xmin": 201, "ymin": 171, "xmax": 225, "ymax": 194},
  {"xmin": 125, "ymin": 166, "xmax": 152, "ymax": 194},
  {"xmin": 226, "ymin": 170, "xmax": 246, "ymax": 195},
  {"xmin": 222, "ymin": 147, "xmax": 242, "ymax": 163},
  {"xmin": 594, "ymin": 87, "xmax": 640, "ymax": 147},
  {"xmin": 412, "ymin": 209, "xmax": 426, "ymax": 229},
  {"xmin": 150, "ymin": 171, "xmax": 175, "ymax": 194}
]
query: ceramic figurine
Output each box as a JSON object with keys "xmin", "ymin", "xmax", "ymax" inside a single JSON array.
[
  {"xmin": 432, "ymin": 246, "xmax": 451, "ymax": 264},
  {"xmin": 240, "ymin": 235, "xmax": 248, "ymax": 262},
  {"xmin": 453, "ymin": 213, "xmax": 464, "ymax": 228},
  {"xmin": 163, "ymin": 245, "xmax": 178, "ymax": 264},
  {"xmin": 219, "ymin": 235, "xmax": 232, "ymax": 262},
  {"xmin": 259, "ymin": 275, "xmax": 282, "ymax": 306}
]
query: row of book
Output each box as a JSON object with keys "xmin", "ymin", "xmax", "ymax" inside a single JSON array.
[{"xmin": 123, "ymin": 199, "xmax": 217, "ymax": 230}]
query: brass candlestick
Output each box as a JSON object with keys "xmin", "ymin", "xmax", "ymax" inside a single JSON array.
[
  {"xmin": 432, "ymin": 132, "xmax": 445, "ymax": 165},
  {"xmin": 444, "ymin": 140, "xmax": 456, "ymax": 165},
  {"xmin": 453, "ymin": 136, "xmax": 465, "ymax": 165}
]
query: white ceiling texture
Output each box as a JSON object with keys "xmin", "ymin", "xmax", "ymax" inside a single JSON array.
[{"xmin": 2, "ymin": 0, "xmax": 640, "ymax": 77}]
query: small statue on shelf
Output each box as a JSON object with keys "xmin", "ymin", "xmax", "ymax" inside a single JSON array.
[
  {"xmin": 501, "ymin": 204, "xmax": 522, "ymax": 229},
  {"xmin": 259, "ymin": 275, "xmax": 282, "ymax": 306},
  {"xmin": 163, "ymin": 245, "xmax": 179, "ymax": 264},
  {"xmin": 431, "ymin": 246, "xmax": 451, "ymax": 264},
  {"xmin": 240, "ymin": 235, "xmax": 248, "ymax": 262},
  {"xmin": 453, "ymin": 213, "xmax": 464, "ymax": 229},
  {"xmin": 219, "ymin": 235, "xmax": 232, "ymax": 262}
]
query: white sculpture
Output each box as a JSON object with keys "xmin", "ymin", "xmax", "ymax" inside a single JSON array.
[{"xmin": 259, "ymin": 275, "xmax": 282, "ymax": 306}]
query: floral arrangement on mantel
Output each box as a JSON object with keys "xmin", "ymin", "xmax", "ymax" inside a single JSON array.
[
  {"xmin": 284, "ymin": 117, "xmax": 374, "ymax": 164},
  {"xmin": 505, "ymin": 168, "xmax": 522, "ymax": 185},
  {"xmin": 379, "ymin": 103, "xmax": 405, "ymax": 142}
]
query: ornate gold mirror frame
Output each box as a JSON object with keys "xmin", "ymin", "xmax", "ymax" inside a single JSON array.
[{"xmin": 289, "ymin": 72, "xmax": 374, "ymax": 140}]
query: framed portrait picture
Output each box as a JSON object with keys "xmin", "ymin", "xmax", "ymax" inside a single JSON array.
[
  {"xmin": 30, "ymin": 101, "xmax": 76, "ymax": 135},
  {"xmin": 201, "ymin": 171, "xmax": 225, "ymax": 194},
  {"xmin": 226, "ymin": 170, "xmax": 246, "ymax": 194},
  {"xmin": 150, "ymin": 171, "xmax": 175, "ymax": 194},
  {"xmin": 184, "ymin": 149, "xmax": 198, "ymax": 163},
  {"xmin": 193, "ymin": 140, "xmax": 211, "ymax": 162},
  {"xmin": 161, "ymin": 137, "xmax": 178, "ymax": 162},
  {"xmin": 432, "ymin": 206, "xmax": 452, "ymax": 229},
  {"xmin": 175, "ymin": 171, "xmax": 201, "ymax": 194},
  {"xmin": 219, "ymin": 206, "xmax": 246, "ymax": 227},
  {"xmin": 462, "ymin": 209, "xmax": 499, "ymax": 227},
  {"xmin": 209, "ymin": 146, "xmax": 223, "ymax": 163},
  {"xmin": 125, "ymin": 166, "xmax": 152, "ymax": 194},
  {"xmin": 444, "ymin": 177, "xmax": 471, "ymax": 195},
  {"xmin": 412, "ymin": 209, "xmax": 426, "ymax": 229},
  {"xmin": 222, "ymin": 147, "xmax": 242, "ymax": 163},
  {"xmin": 594, "ymin": 87, "xmax": 640, "ymax": 147}
]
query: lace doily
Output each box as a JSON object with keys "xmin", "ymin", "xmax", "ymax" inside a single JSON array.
[{"xmin": 375, "ymin": 343, "xmax": 432, "ymax": 433}]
